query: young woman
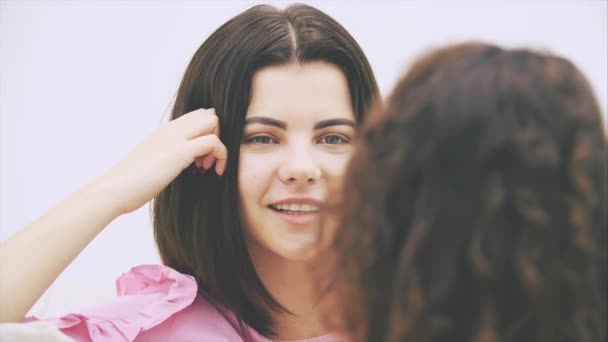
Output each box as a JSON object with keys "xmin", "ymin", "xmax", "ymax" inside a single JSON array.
[
  {"xmin": 331, "ymin": 42, "xmax": 607, "ymax": 342},
  {"xmin": 0, "ymin": 4, "xmax": 378, "ymax": 341}
]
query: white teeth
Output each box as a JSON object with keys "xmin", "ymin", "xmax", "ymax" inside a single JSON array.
[{"xmin": 272, "ymin": 203, "xmax": 319, "ymax": 212}]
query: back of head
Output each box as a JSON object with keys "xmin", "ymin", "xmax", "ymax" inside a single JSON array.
[
  {"xmin": 152, "ymin": 4, "xmax": 378, "ymax": 338},
  {"xmin": 334, "ymin": 42, "xmax": 607, "ymax": 342}
]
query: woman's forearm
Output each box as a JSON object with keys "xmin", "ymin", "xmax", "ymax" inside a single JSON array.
[
  {"xmin": 0, "ymin": 108, "xmax": 226, "ymax": 322},
  {"xmin": 0, "ymin": 183, "xmax": 121, "ymax": 322}
]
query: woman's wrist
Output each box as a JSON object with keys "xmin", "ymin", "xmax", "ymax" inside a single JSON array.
[{"xmin": 77, "ymin": 176, "xmax": 127, "ymax": 220}]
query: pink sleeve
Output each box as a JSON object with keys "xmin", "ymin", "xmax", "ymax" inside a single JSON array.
[{"xmin": 25, "ymin": 264, "xmax": 198, "ymax": 342}]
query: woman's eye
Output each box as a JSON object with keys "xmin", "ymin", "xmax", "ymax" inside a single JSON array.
[
  {"xmin": 318, "ymin": 134, "xmax": 349, "ymax": 145},
  {"xmin": 245, "ymin": 135, "xmax": 277, "ymax": 144}
]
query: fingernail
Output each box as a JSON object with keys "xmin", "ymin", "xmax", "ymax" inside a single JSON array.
[{"xmin": 191, "ymin": 166, "xmax": 209, "ymax": 175}]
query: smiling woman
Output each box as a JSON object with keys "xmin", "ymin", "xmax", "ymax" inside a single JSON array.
[
  {"xmin": 240, "ymin": 62, "xmax": 356, "ymax": 262},
  {"xmin": 0, "ymin": 4, "xmax": 378, "ymax": 342}
]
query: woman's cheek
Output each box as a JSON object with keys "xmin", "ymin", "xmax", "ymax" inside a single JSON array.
[
  {"xmin": 239, "ymin": 152, "xmax": 275, "ymax": 187},
  {"xmin": 324, "ymin": 152, "xmax": 352, "ymax": 178}
]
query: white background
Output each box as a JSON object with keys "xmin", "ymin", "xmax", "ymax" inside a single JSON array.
[{"xmin": 1, "ymin": 0, "xmax": 606, "ymax": 317}]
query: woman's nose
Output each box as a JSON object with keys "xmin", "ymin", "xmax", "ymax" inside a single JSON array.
[{"xmin": 278, "ymin": 144, "xmax": 321, "ymax": 185}]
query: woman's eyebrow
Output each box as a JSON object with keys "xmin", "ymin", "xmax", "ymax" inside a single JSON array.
[
  {"xmin": 244, "ymin": 117, "xmax": 287, "ymax": 129},
  {"xmin": 313, "ymin": 118, "xmax": 356, "ymax": 130},
  {"xmin": 243, "ymin": 116, "xmax": 356, "ymax": 130}
]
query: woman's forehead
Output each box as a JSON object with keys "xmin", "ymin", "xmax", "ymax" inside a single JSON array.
[{"xmin": 246, "ymin": 61, "xmax": 354, "ymax": 121}]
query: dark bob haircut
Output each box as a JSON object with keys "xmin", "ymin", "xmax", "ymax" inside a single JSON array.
[
  {"xmin": 333, "ymin": 42, "xmax": 606, "ymax": 342},
  {"xmin": 152, "ymin": 4, "xmax": 379, "ymax": 338}
]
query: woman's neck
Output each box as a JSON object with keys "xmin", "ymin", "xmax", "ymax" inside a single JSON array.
[{"xmin": 249, "ymin": 244, "xmax": 335, "ymax": 341}]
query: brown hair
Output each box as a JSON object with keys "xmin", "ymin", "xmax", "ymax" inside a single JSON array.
[
  {"xmin": 152, "ymin": 4, "xmax": 379, "ymax": 338},
  {"xmin": 333, "ymin": 42, "xmax": 606, "ymax": 342}
]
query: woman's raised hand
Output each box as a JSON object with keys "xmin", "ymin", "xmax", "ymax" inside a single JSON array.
[
  {"xmin": 0, "ymin": 108, "xmax": 227, "ymax": 322},
  {"xmin": 91, "ymin": 108, "xmax": 228, "ymax": 215}
]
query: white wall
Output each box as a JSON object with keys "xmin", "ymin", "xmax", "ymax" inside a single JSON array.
[{"xmin": 1, "ymin": 0, "xmax": 606, "ymax": 317}]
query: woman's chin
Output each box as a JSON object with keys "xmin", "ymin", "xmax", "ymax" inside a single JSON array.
[{"xmin": 273, "ymin": 235, "xmax": 334, "ymax": 261}]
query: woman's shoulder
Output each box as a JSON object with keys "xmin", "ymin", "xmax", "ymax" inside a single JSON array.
[{"xmin": 27, "ymin": 264, "xmax": 247, "ymax": 341}]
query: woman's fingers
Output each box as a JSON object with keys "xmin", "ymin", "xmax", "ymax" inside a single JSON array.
[
  {"xmin": 201, "ymin": 153, "xmax": 216, "ymax": 170},
  {"xmin": 215, "ymin": 156, "xmax": 227, "ymax": 175},
  {"xmin": 188, "ymin": 134, "xmax": 228, "ymax": 175},
  {"xmin": 175, "ymin": 108, "xmax": 228, "ymax": 175},
  {"xmin": 194, "ymin": 156, "xmax": 205, "ymax": 169},
  {"xmin": 171, "ymin": 108, "xmax": 220, "ymax": 140}
]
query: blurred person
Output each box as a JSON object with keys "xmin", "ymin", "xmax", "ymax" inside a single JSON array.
[{"xmin": 330, "ymin": 42, "xmax": 607, "ymax": 342}]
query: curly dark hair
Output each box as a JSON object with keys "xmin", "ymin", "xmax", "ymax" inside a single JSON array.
[{"xmin": 331, "ymin": 42, "xmax": 607, "ymax": 342}]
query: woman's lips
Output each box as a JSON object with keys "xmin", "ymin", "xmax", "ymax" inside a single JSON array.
[
  {"xmin": 266, "ymin": 197, "xmax": 323, "ymax": 225},
  {"xmin": 269, "ymin": 207, "xmax": 319, "ymax": 225}
]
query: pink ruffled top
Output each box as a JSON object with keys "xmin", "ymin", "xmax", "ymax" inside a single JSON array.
[{"xmin": 27, "ymin": 265, "xmax": 336, "ymax": 342}]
